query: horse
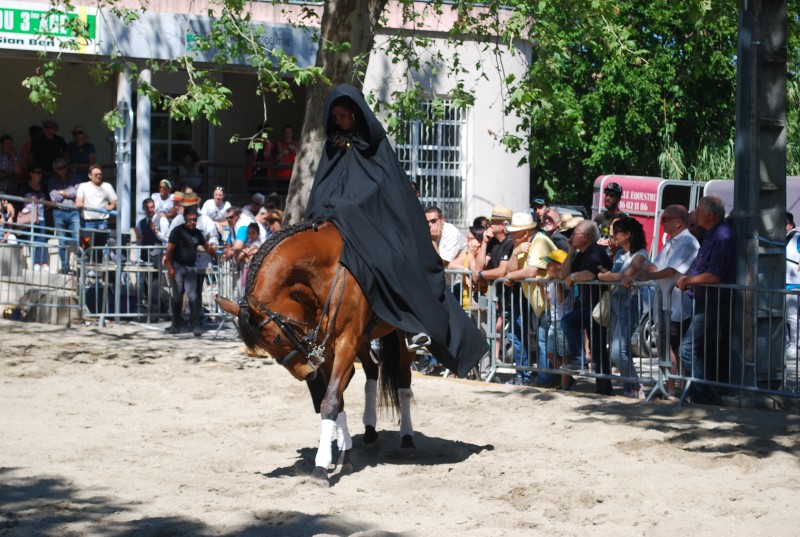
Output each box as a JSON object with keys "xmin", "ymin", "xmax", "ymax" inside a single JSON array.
[{"xmin": 215, "ymin": 221, "xmax": 417, "ymax": 485}]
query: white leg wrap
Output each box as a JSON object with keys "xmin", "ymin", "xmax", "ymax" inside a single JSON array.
[
  {"xmin": 363, "ymin": 378, "xmax": 378, "ymax": 428},
  {"xmin": 398, "ymin": 388, "xmax": 414, "ymax": 437},
  {"xmin": 314, "ymin": 418, "xmax": 336, "ymax": 469},
  {"xmin": 335, "ymin": 411, "xmax": 353, "ymax": 451}
]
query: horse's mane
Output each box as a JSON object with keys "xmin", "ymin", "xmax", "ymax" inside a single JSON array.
[{"xmin": 244, "ymin": 220, "xmax": 319, "ymax": 292}]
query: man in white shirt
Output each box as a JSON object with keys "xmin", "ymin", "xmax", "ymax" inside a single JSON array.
[
  {"xmin": 634, "ymin": 204, "xmax": 699, "ymax": 395},
  {"xmin": 76, "ymin": 164, "xmax": 117, "ymax": 231},
  {"xmin": 425, "ymin": 206, "xmax": 465, "ymax": 268}
]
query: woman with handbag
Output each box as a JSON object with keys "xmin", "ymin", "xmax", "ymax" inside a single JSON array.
[
  {"xmin": 18, "ymin": 165, "xmax": 50, "ymax": 271},
  {"xmin": 597, "ymin": 216, "xmax": 649, "ymax": 398}
]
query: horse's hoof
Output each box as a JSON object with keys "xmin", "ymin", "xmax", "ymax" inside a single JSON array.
[
  {"xmin": 310, "ymin": 466, "xmax": 330, "ymax": 486},
  {"xmin": 400, "ymin": 434, "xmax": 415, "ymax": 449},
  {"xmin": 339, "ymin": 451, "xmax": 353, "ymax": 474},
  {"xmin": 363, "ymin": 425, "xmax": 379, "ymax": 444}
]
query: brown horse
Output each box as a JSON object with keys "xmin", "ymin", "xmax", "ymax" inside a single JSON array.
[{"xmin": 215, "ymin": 221, "xmax": 416, "ymax": 484}]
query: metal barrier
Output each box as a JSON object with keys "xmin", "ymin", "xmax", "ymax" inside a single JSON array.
[{"xmin": 2, "ymin": 224, "xmax": 800, "ymax": 405}]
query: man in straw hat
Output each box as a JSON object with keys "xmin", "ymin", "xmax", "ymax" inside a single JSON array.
[{"xmin": 505, "ymin": 212, "xmax": 560, "ymax": 386}]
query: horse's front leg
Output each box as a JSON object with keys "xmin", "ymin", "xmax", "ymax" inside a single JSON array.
[{"xmin": 311, "ymin": 340, "xmax": 357, "ymax": 483}]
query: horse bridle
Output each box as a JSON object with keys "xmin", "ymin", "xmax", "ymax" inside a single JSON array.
[{"xmin": 242, "ymin": 264, "xmax": 347, "ymax": 371}]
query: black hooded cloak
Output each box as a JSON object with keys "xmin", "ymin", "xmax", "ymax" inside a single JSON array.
[{"xmin": 305, "ymin": 84, "xmax": 487, "ymax": 377}]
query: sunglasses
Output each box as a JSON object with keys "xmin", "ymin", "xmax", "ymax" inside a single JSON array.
[
  {"xmin": 185, "ymin": 218, "xmax": 198, "ymax": 223},
  {"xmin": 427, "ymin": 218, "xmax": 439, "ymax": 224},
  {"xmin": 214, "ymin": 186, "xmax": 225, "ymax": 192},
  {"xmin": 225, "ymin": 216, "xmax": 235, "ymax": 221}
]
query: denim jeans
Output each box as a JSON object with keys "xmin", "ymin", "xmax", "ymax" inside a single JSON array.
[
  {"xmin": 30, "ymin": 224, "xmax": 49, "ymax": 266},
  {"xmin": 536, "ymin": 315, "xmax": 556, "ymax": 385},
  {"xmin": 562, "ymin": 305, "xmax": 612, "ymax": 394},
  {"xmin": 507, "ymin": 306, "xmax": 532, "ymax": 383},
  {"xmin": 679, "ymin": 300, "xmax": 729, "ymax": 402},
  {"xmin": 609, "ymin": 288, "xmax": 640, "ymax": 391},
  {"xmin": 84, "ymin": 219, "xmax": 108, "ymax": 231},
  {"xmin": 54, "ymin": 209, "xmax": 81, "ymax": 269}
]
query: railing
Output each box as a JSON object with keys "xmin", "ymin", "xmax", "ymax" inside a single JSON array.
[{"xmin": 2, "ymin": 223, "xmax": 799, "ymax": 405}]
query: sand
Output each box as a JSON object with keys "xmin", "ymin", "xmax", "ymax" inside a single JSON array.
[{"xmin": 1, "ymin": 318, "xmax": 799, "ymax": 537}]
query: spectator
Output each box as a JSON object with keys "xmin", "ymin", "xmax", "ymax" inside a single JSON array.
[
  {"xmin": 595, "ymin": 182, "xmax": 627, "ymax": 241},
  {"xmin": 598, "ymin": 216, "xmax": 649, "ymax": 398},
  {"xmin": 273, "ymin": 123, "xmax": 298, "ymax": 192},
  {"xmin": 266, "ymin": 208, "xmax": 284, "ymax": 235},
  {"xmin": 530, "ymin": 195, "xmax": 548, "ymax": 225},
  {"xmin": 1, "ymin": 197, "xmax": 16, "ymax": 228},
  {"xmin": 135, "ymin": 198, "xmax": 162, "ymax": 261},
  {"xmin": 786, "ymin": 222, "xmax": 800, "ymax": 388},
  {"xmin": 505, "ymin": 214, "xmax": 559, "ymax": 387},
  {"xmin": 455, "ymin": 225, "xmax": 488, "ymax": 312},
  {"xmin": 473, "ymin": 216, "xmax": 488, "ymax": 229},
  {"xmin": 474, "ymin": 205, "xmax": 514, "ymax": 369},
  {"xmin": 165, "ymin": 205, "xmax": 214, "ymax": 336},
  {"xmin": 222, "ymin": 206, "xmax": 254, "ymax": 262},
  {"xmin": 787, "ymin": 212, "xmax": 797, "ymax": 241},
  {"xmin": 152, "ymin": 179, "xmax": 177, "ymax": 221},
  {"xmin": 0, "ymin": 134, "xmax": 23, "ymax": 192},
  {"xmin": 19, "ymin": 125, "xmax": 43, "ymax": 169},
  {"xmin": 237, "ymin": 222, "xmax": 263, "ymax": 288},
  {"xmin": 65, "ymin": 125, "xmax": 96, "ymax": 174},
  {"xmin": 76, "ymin": 164, "xmax": 117, "ymax": 231},
  {"xmin": 687, "ymin": 208, "xmax": 707, "ymax": 245},
  {"xmin": 540, "ymin": 208, "xmax": 568, "ymax": 250},
  {"xmin": 177, "ymin": 148, "xmax": 206, "ymax": 194},
  {"xmin": 503, "ymin": 212, "xmax": 553, "ymax": 385},
  {"xmin": 559, "ymin": 213, "xmax": 584, "ymax": 238},
  {"xmin": 31, "ymin": 118, "xmax": 67, "ymax": 173},
  {"xmin": 676, "ymin": 195, "xmax": 736, "ymax": 404},
  {"xmin": 560, "ymin": 220, "xmax": 614, "ymax": 395},
  {"xmin": 636, "ymin": 205, "xmax": 700, "ymax": 397},
  {"xmin": 425, "ymin": 206, "xmax": 466, "ymax": 268},
  {"xmin": 48, "ymin": 157, "xmax": 82, "ymax": 274},
  {"xmin": 253, "ymin": 206, "xmax": 270, "ymax": 242},
  {"xmin": 201, "ymin": 185, "xmax": 231, "ymax": 237},
  {"xmin": 19, "ymin": 165, "xmax": 49, "ymax": 271},
  {"xmin": 242, "ymin": 192, "xmax": 264, "ymax": 219},
  {"xmin": 244, "ymin": 123, "xmax": 274, "ymax": 195},
  {"xmin": 539, "ymin": 250, "xmax": 574, "ymax": 390}
]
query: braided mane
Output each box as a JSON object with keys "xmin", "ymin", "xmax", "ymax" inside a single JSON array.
[{"xmin": 244, "ymin": 221, "xmax": 319, "ymax": 292}]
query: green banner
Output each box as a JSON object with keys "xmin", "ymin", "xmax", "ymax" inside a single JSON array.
[{"xmin": 0, "ymin": 7, "xmax": 96, "ymax": 38}]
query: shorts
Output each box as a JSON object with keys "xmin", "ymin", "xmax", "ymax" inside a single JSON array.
[{"xmin": 546, "ymin": 321, "xmax": 569, "ymax": 357}]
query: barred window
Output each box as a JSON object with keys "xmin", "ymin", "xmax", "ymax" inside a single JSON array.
[{"xmin": 397, "ymin": 100, "xmax": 470, "ymax": 228}]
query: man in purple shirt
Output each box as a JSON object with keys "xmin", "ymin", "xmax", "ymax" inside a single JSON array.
[{"xmin": 676, "ymin": 195, "xmax": 736, "ymax": 404}]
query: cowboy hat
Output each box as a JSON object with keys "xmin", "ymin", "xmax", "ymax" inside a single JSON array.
[
  {"xmin": 506, "ymin": 212, "xmax": 537, "ymax": 232},
  {"xmin": 559, "ymin": 213, "xmax": 584, "ymax": 232}
]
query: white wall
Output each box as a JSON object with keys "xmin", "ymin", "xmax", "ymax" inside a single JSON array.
[{"xmin": 365, "ymin": 34, "xmax": 531, "ymax": 225}]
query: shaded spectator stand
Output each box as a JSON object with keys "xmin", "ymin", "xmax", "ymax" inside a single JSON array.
[{"xmin": 732, "ymin": 0, "xmax": 787, "ymax": 390}]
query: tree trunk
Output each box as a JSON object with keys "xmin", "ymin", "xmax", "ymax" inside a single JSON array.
[{"xmin": 284, "ymin": 0, "xmax": 388, "ymax": 223}]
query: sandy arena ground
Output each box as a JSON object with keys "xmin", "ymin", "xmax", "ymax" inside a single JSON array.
[{"xmin": 1, "ymin": 318, "xmax": 799, "ymax": 536}]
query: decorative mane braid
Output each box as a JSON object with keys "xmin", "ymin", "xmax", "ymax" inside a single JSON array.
[{"xmin": 244, "ymin": 220, "xmax": 318, "ymax": 292}]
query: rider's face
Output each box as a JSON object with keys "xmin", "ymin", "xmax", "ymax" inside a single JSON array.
[{"xmin": 331, "ymin": 105, "xmax": 355, "ymax": 132}]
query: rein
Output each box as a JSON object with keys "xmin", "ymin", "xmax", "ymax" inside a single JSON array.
[{"xmin": 244, "ymin": 264, "xmax": 347, "ymax": 370}]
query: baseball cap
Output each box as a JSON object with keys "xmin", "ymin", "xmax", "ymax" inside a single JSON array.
[
  {"xmin": 604, "ymin": 182, "xmax": 623, "ymax": 196},
  {"xmin": 531, "ymin": 196, "xmax": 547, "ymax": 207},
  {"xmin": 542, "ymin": 249, "xmax": 568, "ymax": 264}
]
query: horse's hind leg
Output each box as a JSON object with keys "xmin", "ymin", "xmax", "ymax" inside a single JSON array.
[
  {"xmin": 397, "ymin": 339, "xmax": 416, "ymax": 449},
  {"xmin": 358, "ymin": 342, "xmax": 380, "ymax": 444}
]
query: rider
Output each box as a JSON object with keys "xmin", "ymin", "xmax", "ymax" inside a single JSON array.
[{"xmin": 305, "ymin": 84, "xmax": 487, "ymax": 377}]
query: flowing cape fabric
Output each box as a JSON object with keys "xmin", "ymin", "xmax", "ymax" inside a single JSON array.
[{"xmin": 305, "ymin": 84, "xmax": 487, "ymax": 377}]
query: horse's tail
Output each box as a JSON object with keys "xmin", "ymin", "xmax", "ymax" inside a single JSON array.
[
  {"xmin": 237, "ymin": 295, "xmax": 270, "ymax": 353},
  {"xmin": 378, "ymin": 331, "xmax": 402, "ymax": 415}
]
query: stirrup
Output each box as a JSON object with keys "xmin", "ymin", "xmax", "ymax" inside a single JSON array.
[{"xmin": 405, "ymin": 333, "xmax": 431, "ymax": 351}]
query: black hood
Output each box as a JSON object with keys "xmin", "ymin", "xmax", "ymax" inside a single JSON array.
[{"xmin": 322, "ymin": 84, "xmax": 386, "ymax": 155}]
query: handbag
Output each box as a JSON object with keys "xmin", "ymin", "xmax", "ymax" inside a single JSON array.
[
  {"xmin": 592, "ymin": 290, "xmax": 611, "ymax": 327},
  {"xmin": 16, "ymin": 209, "xmax": 37, "ymax": 226}
]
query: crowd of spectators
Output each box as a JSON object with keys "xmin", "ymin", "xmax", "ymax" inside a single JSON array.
[{"xmin": 422, "ymin": 182, "xmax": 746, "ymax": 403}]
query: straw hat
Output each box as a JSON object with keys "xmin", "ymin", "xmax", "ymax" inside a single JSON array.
[
  {"xmin": 506, "ymin": 212, "xmax": 537, "ymax": 232},
  {"xmin": 181, "ymin": 192, "xmax": 200, "ymax": 206},
  {"xmin": 559, "ymin": 213, "xmax": 584, "ymax": 232},
  {"xmin": 490, "ymin": 205, "xmax": 513, "ymax": 221}
]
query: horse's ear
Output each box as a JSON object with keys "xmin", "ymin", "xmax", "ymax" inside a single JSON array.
[
  {"xmin": 245, "ymin": 295, "xmax": 268, "ymax": 324},
  {"xmin": 215, "ymin": 295, "xmax": 240, "ymax": 316}
]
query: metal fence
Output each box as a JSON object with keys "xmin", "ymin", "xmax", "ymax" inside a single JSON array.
[{"xmin": 2, "ymin": 223, "xmax": 799, "ymax": 406}]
